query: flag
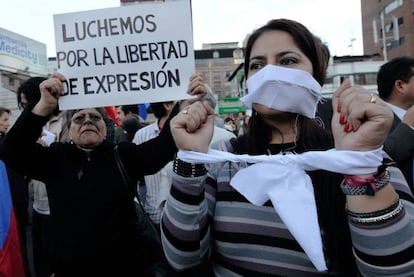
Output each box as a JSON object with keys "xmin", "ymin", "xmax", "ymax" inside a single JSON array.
[
  {"xmin": 138, "ymin": 103, "xmax": 148, "ymax": 121},
  {"xmin": 104, "ymin": 106, "xmax": 120, "ymax": 126},
  {"xmin": 0, "ymin": 161, "xmax": 26, "ymax": 277}
]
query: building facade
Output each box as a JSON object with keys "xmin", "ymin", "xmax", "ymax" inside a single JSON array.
[
  {"xmin": 195, "ymin": 43, "xmax": 244, "ymax": 98},
  {"xmin": 361, "ymin": 0, "xmax": 414, "ymax": 61},
  {"xmin": 0, "ymin": 27, "xmax": 48, "ymax": 92},
  {"xmin": 0, "ymin": 27, "xmax": 49, "ymax": 123},
  {"xmin": 322, "ymin": 55, "xmax": 384, "ymax": 97}
]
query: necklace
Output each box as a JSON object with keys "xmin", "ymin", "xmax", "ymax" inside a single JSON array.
[{"xmin": 267, "ymin": 142, "xmax": 298, "ymax": 155}]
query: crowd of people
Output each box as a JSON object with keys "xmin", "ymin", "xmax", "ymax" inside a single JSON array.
[{"xmin": 1, "ymin": 17, "xmax": 414, "ymax": 277}]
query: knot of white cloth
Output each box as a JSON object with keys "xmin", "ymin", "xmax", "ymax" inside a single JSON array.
[{"xmin": 177, "ymin": 147, "xmax": 383, "ymax": 271}]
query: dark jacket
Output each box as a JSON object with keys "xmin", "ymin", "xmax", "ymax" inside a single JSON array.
[
  {"xmin": 0, "ymin": 109, "xmax": 177, "ymax": 277},
  {"xmin": 384, "ymin": 114, "xmax": 414, "ymax": 193}
]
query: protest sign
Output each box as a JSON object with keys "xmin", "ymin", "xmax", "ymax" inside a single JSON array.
[{"xmin": 53, "ymin": 0, "xmax": 194, "ymax": 110}]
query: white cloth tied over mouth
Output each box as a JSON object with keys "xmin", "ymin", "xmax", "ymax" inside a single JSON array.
[
  {"xmin": 177, "ymin": 147, "xmax": 383, "ymax": 271},
  {"xmin": 242, "ymin": 65, "xmax": 322, "ymax": 118}
]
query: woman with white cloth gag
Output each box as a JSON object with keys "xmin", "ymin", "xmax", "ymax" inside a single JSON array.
[{"xmin": 163, "ymin": 18, "xmax": 414, "ymax": 276}]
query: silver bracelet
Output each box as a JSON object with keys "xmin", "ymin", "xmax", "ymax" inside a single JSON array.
[{"xmin": 348, "ymin": 200, "xmax": 404, "ymax": 225}]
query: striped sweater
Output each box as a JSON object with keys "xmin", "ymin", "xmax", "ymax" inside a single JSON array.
[{"xmin": 161, "ymin": 141, "xmax": 414, "ymax": 276}]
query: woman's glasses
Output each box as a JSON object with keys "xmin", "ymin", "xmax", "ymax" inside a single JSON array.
[{"xmin": 71, "ymin": 113, "xmax": 103, "ymax": 125}]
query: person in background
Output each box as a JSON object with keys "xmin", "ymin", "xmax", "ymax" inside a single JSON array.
[
  {"xmin": 322, "ymin": 56, "xmax": 414, "ymax": 194},
  {"xmin": 161, "ymin": 19, "xmax": 414, "ymax": 276},
  {"xmin": 0, "ymin": 107, "xmax": 10, "ymax": 138},
  {"xmin": 236, "ymin": 110, "xmax": 251, "ymax": 136},
  {"xmin": 0, "ymin": 72, "xmax": 208, "ymax": 276},
  {"xmin": 17, "ymin": 76, "xmax": 71, "ymax": 277},
  {"xmin": 103, "ymin": 106, "xmax": 118, "ymax": 143},
  {"xmin": 223, "ymin": 117, "xmax": 238, "ymax": 136},
  {"xmin": 115, "ymin": 104, "xmax": 144, "ymax": 124},
  {"xmin": 114, "ymin": 104, "xmax": 146, "ymax": 143},
  {"xmin": 0, "ymin": 106, "xmax": 31, "ymax": 276},
  {"xmin": 377, "ymin": 56, "xmax": 414, "ymax": 194},
  {"xmin": 132, "ymin": 100, "xmax": 176, "ymax": 228}
]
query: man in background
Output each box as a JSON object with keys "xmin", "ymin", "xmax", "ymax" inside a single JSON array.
[
  {"xmin": 114, "ymin": 105, "xmax": 146, "ymax": 143},
  {"xmin": 132, "ymin": 101, "xmax": 175, "ymax": 228},
  {"xmin": 377, "ymin": 56, "xmax": 414, "ymax": 193}
]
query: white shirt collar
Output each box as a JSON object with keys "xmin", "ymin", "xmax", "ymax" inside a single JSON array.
[{"xmin": 386, "ymin": 102, "xmax": 406, "ymax": 120}]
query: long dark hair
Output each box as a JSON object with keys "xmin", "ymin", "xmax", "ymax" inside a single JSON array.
[{"xmin": 233, "ymin": 19, "xmax": 356, "ymax": 274}]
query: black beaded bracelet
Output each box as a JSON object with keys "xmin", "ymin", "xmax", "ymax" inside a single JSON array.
[{"xmin": 173, "ymin": 158, "xmax": 207, "ymax": 177}]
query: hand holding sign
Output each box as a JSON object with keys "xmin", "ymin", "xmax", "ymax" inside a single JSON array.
[{"xmin": 32, "ymin": 73, "xmax": 66, "ymax": 117}]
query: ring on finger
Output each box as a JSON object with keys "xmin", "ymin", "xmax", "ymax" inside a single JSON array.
[
  {"xmin": 182, "ymin": 108, "xmax": 189, "ymax": 115},
  {"xmin": 369, "ymin": 93, "xmax": 377, "ymax": 104}
]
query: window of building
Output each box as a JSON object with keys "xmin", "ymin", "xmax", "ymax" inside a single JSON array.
[
  {"xmin": 387, "ymin": 36, "xmax": 405, "ymax": 51},
  {"xmin": 232, "ymin": 48, "xmax": 244, "ymax": 65},
  {"xmin": 213, "ymin": 71, "xmax": 221, "ymax": 79},
  {"xmin": 195, "ymin": 59, "xmax": 208, "ymax": 67},
  {"xmin": 354, "ymin": 73, "xmax": 377, "ymax": 86},
  {"xmin": 372, "ymin": 19, "xmax": 378, "ymax": 44},
  {"xmin": 212, "ymin": 58, "xmax": 233, "ymax": 66},
  {"xmin": 384, "ymin": 0, "xmax": 402, "ymax": 14},
  {"xmin": 385, "ymin": 22, "xmax": 392, "ymax": 32},
  {"xmin": 324, "ymin": 76, "xmax": 334, "ymax": 85},
  {"xmin": 8, "ymin": 77, "xmax": 15, "ymax": 86},
  {"xmin": 384, "ymin": 17, "xmax": 402, "ymax": 32}
]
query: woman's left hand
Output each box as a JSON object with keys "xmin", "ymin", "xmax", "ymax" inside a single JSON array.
[{"xmin": 331, "ymin": 78, "xmax": 393, "ymax": 151}]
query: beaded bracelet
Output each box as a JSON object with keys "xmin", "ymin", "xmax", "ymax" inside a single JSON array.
[
  {"xmin": 173, "ymin": 158, "xmax": 207, "ymax": 177},
  {"xmin": 346, "ymin": 195, "xmax": 400, "ymax": 219},
  {"xmin": 340, "ymin": 166, "xmax": 390, "ymax": 196},
  {"xmin": 347, "ymin": 199, "xmax": 404, "ymax": 225}
]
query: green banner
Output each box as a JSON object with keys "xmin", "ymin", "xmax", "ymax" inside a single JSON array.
[{"xmin": 218, "ymin": 97, "xmax": 245, "ymax": 114}]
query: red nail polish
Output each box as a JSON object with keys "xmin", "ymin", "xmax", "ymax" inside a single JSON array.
[
  {"xmin": 344, "ymin": 123, "xmax": 350, "ymax": 132},
  {"xmin": 337, "ymin": 103, "xmax": 342, "ymax": 113},
  {"xmin": 339, "ymin": 114, "xmax": 346, "ymax": 124}
]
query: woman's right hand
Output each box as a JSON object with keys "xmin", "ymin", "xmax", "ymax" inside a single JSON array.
[
  {"xmin": 32, "ymin": 73, "xmax": 66, "ymax": 117},
  {"xmin": 170, "ymin": 101, "xmax": 215, "ymax": 153}
]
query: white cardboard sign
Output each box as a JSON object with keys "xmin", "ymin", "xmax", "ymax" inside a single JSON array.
[{"xmin": 53, "ymin": 0, "xmax": 194, "ymax": 110}]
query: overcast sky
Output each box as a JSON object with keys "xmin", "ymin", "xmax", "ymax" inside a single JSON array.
[{"xmin": 0, "ymin": 0, "xmax": 363, "ymax": 57}]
